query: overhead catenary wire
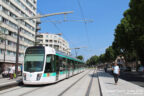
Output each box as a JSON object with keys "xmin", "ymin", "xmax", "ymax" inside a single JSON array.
[
  {"xmin": 76, "ymin": 0, "xmax": 90, "ymax": 47},
  {"xmin": 37, "ymin": 2, "xmax": 89, "ymax": 56},
  {"xmin": 37, "ymin": 12, "xmax": 77, "ymax": 49},
  {"xmin": 49, "ymin": 19, "xmax": 78, "ymax": 48},
  {"xmin": 37, "ymin": 10, "xmax": 74, "ymax": 45}
]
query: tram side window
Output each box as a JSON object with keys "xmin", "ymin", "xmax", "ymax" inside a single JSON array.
[
  {"xmin": 59, "ymin": 57, "xmax": 66, "ymax": 71},
  {"xmin": 61, "ymin": 58, "xmax": 67, "ymax": 71},
  {"xmin": 70, "ymin": 60, "xmax": 74, "ymax": 70},
  {"xmin": 73, "ymin": 61, "xmax": 76, "ymax": 69},
  {"xmin": 44, "ymin": 55, "xmax": 53, "ymax": 73},
  {"xmin": 75, "ymin": 62, "xmax": 77, "ymax": 69},
  {"xmin": 67, "ymin": 59, "xmax": 70, "ymax": 70}
]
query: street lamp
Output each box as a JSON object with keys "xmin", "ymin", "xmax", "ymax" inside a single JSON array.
[{"xmin": 14, "ymin": 11, "xmax": 73, "ymax": 77}]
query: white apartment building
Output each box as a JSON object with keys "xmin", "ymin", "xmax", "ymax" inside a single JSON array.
[
  {"xmin": 37, "ymin": 33, "xmax": 71, "ymax": 55},
  {"xmin": 0, "ymin": 0, "xmax": 37, "ymax": 72}
]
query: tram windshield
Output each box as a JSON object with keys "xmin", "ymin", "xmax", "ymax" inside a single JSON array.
[{"xmin": 24, "ymin": 47, "xmax": 45, "ymax": 72}]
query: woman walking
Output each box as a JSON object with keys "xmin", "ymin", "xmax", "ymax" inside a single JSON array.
[
  {"xmin": 112, "ymin": 63, "xmax": 120, "ymax": 85},
  {"xmin": 9, "ymin": 64, "xmax": 15, "ymax": 79}
]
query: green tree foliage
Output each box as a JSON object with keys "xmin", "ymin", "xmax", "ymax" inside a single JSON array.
[
  {"xmin": 86, "ymin": 46, "xmax": 116, "ymax": 66},
  {"xmin": 76, "ymin": 55, "xmax": 84, "ymax": 60},
  {"xmin": 86, "ymin": 55, "xmax": 99, "ymax": 66},
  {"xmin": 105, "ymin": 46, "xmax": 116, "ymax": 62},
  {"xmin": 87, "ymin": 0, "xmax": 144, "ymax": 66},
  {"xmin": 113, "ymin": 0, "xmax": 144, "ymax": 65}
]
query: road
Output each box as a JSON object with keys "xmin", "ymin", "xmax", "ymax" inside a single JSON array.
[
  {"xmin": 0, "ymin": 69, "xmax": 100, "ymax": 96},
  {"xmin": 119, "ymin": 71, "xmax": 144, "ymax": 87},
  {"xmin": 108, "ymin": 71, "xmax": 144, "ymax": 87}
]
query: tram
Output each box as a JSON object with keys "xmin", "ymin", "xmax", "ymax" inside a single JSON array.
[{"xmin": 23, "ymin": 46, "xmax": 85, "ymax": 85}]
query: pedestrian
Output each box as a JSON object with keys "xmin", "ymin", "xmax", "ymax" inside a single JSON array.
[
  {"xmin": 112, "ymin": 62, "xmax": 120, "ymax": 85},
  {"xmin": 9, "ymin": 64, "xmax": 15, "ymax": 79}
]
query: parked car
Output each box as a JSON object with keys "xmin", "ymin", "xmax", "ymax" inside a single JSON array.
[
  {"xmin": 118, "ymin": 64, "xmax": 126, "ymax": 72},
  {"xmin": 2, "ymin": 70, "xmax": 10, "ymax": 78},
  {"xmin": 125, "ymin": 67, "xmax": 132, "ymax": 72},
  {"xmin": 138, "ymin": 66, "xmax": 144, "ymax": 72},
  {"xmin": 120, "ymin": 67, "xmax": 127, "ymax": 72},
  {"xmin": 2, "ymin": 66, "xmax": 21, "ymax": 78}
]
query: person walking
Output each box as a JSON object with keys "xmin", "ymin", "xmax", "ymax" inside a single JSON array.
[
  {"xmin": 9, "ymin": 64, "xmax": 15, "ymax": 79},
  {"xmin": 112, "ymin": 62, "xmax": 120, "ymax": 85}
]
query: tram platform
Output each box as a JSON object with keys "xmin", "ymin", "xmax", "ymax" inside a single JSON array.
[
  {"xmin": 0, "ymin": 76, "xmax": 22, "ymax": 90},
  {"xmin": 98, "ymin": 70, "xmax": 144, "ymax": 96}
]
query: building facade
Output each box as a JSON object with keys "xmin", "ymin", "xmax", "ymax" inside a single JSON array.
[
  {"xmin": 0, "ymin": 0, "xmax": 37, "ymax": 72},
  {"xmin": 37, "ymin": 33, "xmax": 71, "ymax": 55}
]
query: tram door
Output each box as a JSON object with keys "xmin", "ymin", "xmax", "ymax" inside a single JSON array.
[
  {"xmin": 65, "ymin": 58, "xmax": 69, "ymax": 78},
  {"xmin": 55, "ymin": 56, "xmax": 59, "ymax": 81}
]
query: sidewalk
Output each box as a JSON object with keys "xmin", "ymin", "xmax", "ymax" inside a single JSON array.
[
  {"xmin": 0, "ymin": 76, "xmax": 22, "ymax": 90},
  {"xmin": 98, "ymin": 70, "xmax": 144, "ymax": 96}
]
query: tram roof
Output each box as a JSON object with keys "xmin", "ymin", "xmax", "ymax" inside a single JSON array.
[
  {"xmin": 55, "ymin": 51, "xmax": 84, "ymax": 63},
  {"xmin": 26, "ymin": 46, "xmax": 84, "ymax": 63}
]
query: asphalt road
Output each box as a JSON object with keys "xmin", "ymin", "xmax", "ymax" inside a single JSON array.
[
  {"xmin": 119, "ymin": 71, "xmax": 144, "ymax": 87},
  {"xmin": 108, "ymin": 71, "xmax": 144, "ymax": 87}
]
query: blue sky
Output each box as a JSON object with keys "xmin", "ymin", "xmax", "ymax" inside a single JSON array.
[{"xmin": 37, "ymin": 0, "xmax": 130, "ymax": 61}]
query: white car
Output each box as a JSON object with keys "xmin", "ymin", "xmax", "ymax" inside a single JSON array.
[{"xmin": 2, "ymin": 70, "xmax": 9, "ymax": 78}]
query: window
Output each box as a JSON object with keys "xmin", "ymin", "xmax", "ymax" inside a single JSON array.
[
  {"xmin": 49, "ymin": 40, "xmax": 53, "ymax": 43},
  {"xmin": 54, "ymin": 45, "xmax": 59, "ymax": 50},
  {"xmin": 61, "ymin": 58, "xmax": 67, "ymax": 71},
  {"xmin": 0, "ymin": 16, "xmax": 2, "ymax": 22},
  {"xmin": 24, "ymin": 47, "xmax": 45, "ymax": 72},
  {"xmin": 55, "ymin": 55, "xmax": 59, "ymax": 71},
  {"xmin": 0, "ymin": 38, "xmax": 4, "ymax": 44},
  {"xmin": 0, "ymin": 5, "xmax": 2, "ymax": 11},
  {"xmin": 0, "ymin": 49, "xmax": 4, "ymax": 54},
  {"xmin": 45, "ymin": 40, "xmax": 48, "ymax": 42},
  {"xmin": 39, "ymin": 35, "xmax": 43, "ymax": 38},
  {"xmin": 44, "ymin": 55, "xmax": 54, "ymax": 73},
  {"xmin": 55, "ymin": 56, "xmax": 67, "ymax": 72},
  {"xmin": 68, "ymin": 59, "xmax": 74, "ymax": 70}
]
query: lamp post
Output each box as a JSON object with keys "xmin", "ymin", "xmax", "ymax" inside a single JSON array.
[{"xmin": 14, "ymin": 11, "xmax": 73, "ymax": 78}]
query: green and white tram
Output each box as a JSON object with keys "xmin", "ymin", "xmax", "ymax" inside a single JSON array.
[{"xmin": 23, "ymin": 46, "xmax": 85, "ymax": 85}]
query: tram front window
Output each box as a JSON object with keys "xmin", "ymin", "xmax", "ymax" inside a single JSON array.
[
  {"xmin": 24, "ymin": 47, "xmax": 45, "ymax": 72},
  {"xmin": 24, "ymin": 54, "xmax": 44, "ymax": 72}
]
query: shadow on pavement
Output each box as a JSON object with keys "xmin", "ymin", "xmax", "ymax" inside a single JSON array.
[{"xmin": 107, "ymin": 71, "xmax": 144, "ymax": 87}]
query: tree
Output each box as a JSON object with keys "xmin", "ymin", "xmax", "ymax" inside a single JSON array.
[
  {"xmin": 105, "ymin": 46, "xmax": 116, "ymax": 62},
  {"xmin": 76, "ymin": 55, "xmax": 84, "ymax": 60},
  {"xmin": 88, "ymin": 0, "xmax": 144, "ymax": 66},
  {"xmin": 128, "ymin": 0, "xmax": 144, "ymax": 65},
  {"xmin": 86, "ymin": 55, "xmax": 99, "ymax": 66},
  {"xmin": 113, "ymin": 0, "xmax": 144, "ymax": 65}
]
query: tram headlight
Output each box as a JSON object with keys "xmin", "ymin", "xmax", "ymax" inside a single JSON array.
[
  {"xmin": 37, "ymin": 73, "xmax": 42, "ymax": 81},
  {"xmin": 23, "ymin": 73, "xmax": 26, "ymax": 80}
]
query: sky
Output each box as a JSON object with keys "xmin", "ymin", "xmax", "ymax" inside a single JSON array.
[{"xmin": 37, "ymin": 0, "xmax": 130, "ymax": 61}]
